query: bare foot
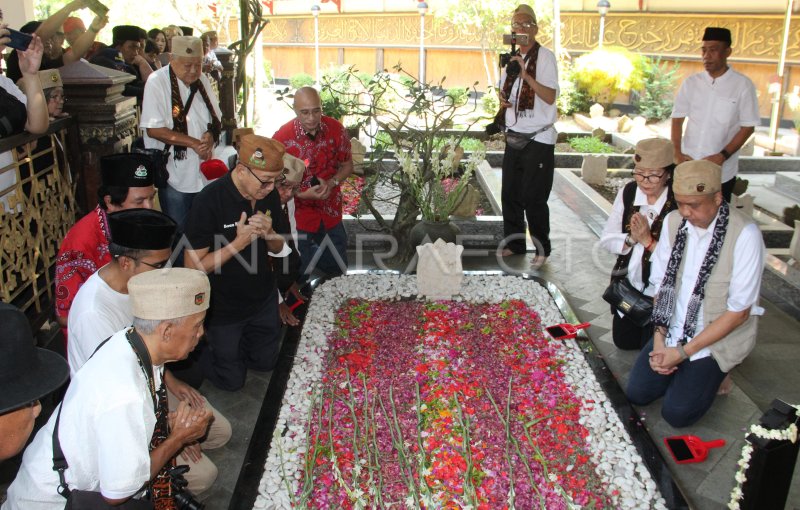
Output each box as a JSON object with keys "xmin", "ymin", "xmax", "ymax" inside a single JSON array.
[
  {"xmin": 499, "ymin": 248, "xmax": 517, "ymax": 257},
  {"xmin": 530, "ymin": 254, "xmax": 548, "ymax": 269},
  {"xmin": 717, "ymin": 374, "xmax": 733, "ymax": 395}
]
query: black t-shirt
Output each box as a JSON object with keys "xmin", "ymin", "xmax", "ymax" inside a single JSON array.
[
  {"xmin": 6, "ymin": 50, "xmax": 64, "ymax": 83},
  {"xmin": 184, "ymin": 173, "xmax": 284, "ymax": 325}
]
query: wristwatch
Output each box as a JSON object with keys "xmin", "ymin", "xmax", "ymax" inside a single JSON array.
[
  {"xmin": 331, "ymin": 177, "xmax": 340, "ymax": 187},
  {"xmin": 624, "ymin": 234, "xmax": 636, "ymax": 247},
  {"xmin": 720, "ymin": 148, "xmax": 731, "ymax": 160},
  {"xmin": 677, "ymin": 344, "xmax": 689, "ymax": 361}
]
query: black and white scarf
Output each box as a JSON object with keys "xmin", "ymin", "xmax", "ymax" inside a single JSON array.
[
  {"xmin": 652, "ymin": 201, "xmax": 730, "ymax": 343},
  {"xmin": 168, "ymin": 66, "xmax": 221, "ymax": 161}
]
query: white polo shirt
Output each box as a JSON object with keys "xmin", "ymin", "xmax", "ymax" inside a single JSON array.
[
  {"xmin": 649, "ymin": 211, "xmax": 764, "ymax": 361},
  {"xmin": 140, "ymin": 66, "xmax": 222, "ymax": 193},
  {"xmin": 671, "ymin": 68, "xmax": 760, "ymax": 183},
  {"xmin": 499, "ymin": 44, "xmax": 559, "ymax": 145}
]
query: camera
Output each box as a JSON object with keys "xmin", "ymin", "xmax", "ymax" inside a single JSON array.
[
  {"xmin": 498, "ymin": 32, "xmax": 530, "ymax": 75},
  {"xmin": 169, "ymin": 465, "xmax": 204, "ymax": 510}
]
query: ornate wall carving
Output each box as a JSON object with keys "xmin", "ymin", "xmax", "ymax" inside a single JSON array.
[{"xmin": 260, "ymin": 12, "xmax": 800, "ymax": 63}]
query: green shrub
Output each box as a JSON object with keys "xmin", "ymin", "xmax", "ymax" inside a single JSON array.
[
  {"xmin": 356, "ymin": 72, "xmax": 373, "ymax": 87},
  {"xmin": 634, "ymin": 57, "xmax": 679, "ymax": 122},
  {"xmin": 289, "ymin": 73, "xmax": 314, "ymax": 89},
  {"xmin": 558, "ymin": 74, "xmax": 592, "ymax": 115},
  {"xmin": 568, "ymin": 136, "xmax": 615, "ymax": 154},
  {"xmin": 399, "ymin": 75, "xmax": 416, "ymax": 90},
  {"xmin": 572, "ymin": 47, "xmax": 646, "ymax": 109},
  {"xmin": 445, "ymin": 87, "xmax": 470, "ymax": 107},
  {"xmin": 481, "ymin": 89, "xmax": 500, "ymax": 116},
  {"xmin": 262, "ymin": 60, "xmax": 274, "ymax": 86}
]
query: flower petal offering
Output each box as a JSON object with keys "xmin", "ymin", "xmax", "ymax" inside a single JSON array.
[{"xmin": 258, "ymin": 274, "xmax": 666, "ymax": 509}]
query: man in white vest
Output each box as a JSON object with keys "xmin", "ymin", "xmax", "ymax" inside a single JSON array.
[{"xmin": 626, "ymin": 160, "xmax": 764, "ymax": 428}]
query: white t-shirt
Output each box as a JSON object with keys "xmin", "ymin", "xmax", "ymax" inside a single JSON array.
[
  {"xmin": 0, "ymin": 75, "xmax": 27, "ymax": 212},
  {"xmin": 67, "ymin": 270, "xmax": 133, "ymax": 376},
  {"xmin": 4, "ymin": 330, "xmax": 163, "ymax": 509},
  {"xmin": 599, "ymin": 185, "xmax": 670, "ymax": 307},
  {"xmin": 140, "ymin": 66, "xmax": 222, "ymax": 193},
  {"xmin": 649, "ymin": 210, "xmax": 765, "ymax": 361},
  {"xmin": 499, "ymin": 44, "xmax": 559, "ymax": 145},
  {"xmin": 671, "ymin": 68, "xmax": 760, "ymax": 183}
]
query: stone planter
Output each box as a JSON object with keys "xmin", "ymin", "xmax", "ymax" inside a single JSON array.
[{"xmin": 409, "ymin": 219, "xmax": 461, "ymax": 246}]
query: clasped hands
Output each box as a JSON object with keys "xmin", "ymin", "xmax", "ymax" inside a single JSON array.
[
  {"xmin": 628, "ymin": 213, "xmax": 653, "ymax": 246},
  {"xmin": 648, "ymin": 344, "xmax": 684, "ymax": 375},
  {"xmin": 191, "ymin": 131, "xmax": 215, "ymax": 161},
  {"xmin": 235, "ymin": 210, "xmax": 274, "ymax": 245}
]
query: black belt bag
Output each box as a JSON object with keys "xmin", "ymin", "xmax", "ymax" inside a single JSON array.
[
  {"xmin": 505, "ymin": 125, "xmax": 552, "ymax": 151},
  {"xmin": 602, "ymin": 278, "xmax": 653, "ymax": 327}
]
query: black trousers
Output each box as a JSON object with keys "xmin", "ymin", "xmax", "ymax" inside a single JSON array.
[
  {"xmin": 501, "ymin": 140, "xmax": 555, "ymax": 256},
  {"xmin": 611, "ymin": 306, "xmax": 653, "ymax": 350}
]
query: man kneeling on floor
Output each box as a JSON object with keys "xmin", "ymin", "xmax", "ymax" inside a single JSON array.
[
  {"xmin": 625, "ymin": 160, "xmax": 764, "ymax": 428},
  {"xmin": 67, "ymin": 208, "xmax": 231, "ymax": 498},
  {"xmin": 4, "ymin": 268, "xmax": 214, "ymax": 509}
]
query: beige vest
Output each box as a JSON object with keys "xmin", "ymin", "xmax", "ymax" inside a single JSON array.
[{"xmin": 666, "ymin": 207, "xmax": 759, "ymax": 372}]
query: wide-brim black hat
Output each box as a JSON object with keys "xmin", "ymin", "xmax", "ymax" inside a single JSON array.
[
  {"xmin": 108, "ymin": 208, "xmax": 177, "ymax": 250},
  {"xmin": 0, "ymin": 303, "xmax": 69, "ymax": 414}
]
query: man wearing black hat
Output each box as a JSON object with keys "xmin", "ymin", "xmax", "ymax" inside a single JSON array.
[
  {"xmin": 90, "ymin": 25, "xmax": 153, "ymax": 101},
  {"xmin": 55, "ymin": 153, "xmax": 156, "ymax": 342},
  {"xmin": 67, "ymin": 208, "xmax": 231, "ymax": 497},
  {"xmin": 0, "ymin": 303, "xmax": 69, "ymax": 461},
  {"xmin": 671, "ymin": 27, "xmax": 760, "ymax": 203}
]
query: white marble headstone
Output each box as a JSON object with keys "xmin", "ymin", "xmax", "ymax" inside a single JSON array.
[
  {"xmin": 581, "ymin": 154, "xmax": 608, "ymax": 185},
  {"xmin": 731, "ymin": 193, "xmax": 754, "ymax": 217},
  {"xmin": 790, "ymin": 220, "xmax": 800, "ymax": 264},
  {"xmin": 589, "ymin": 103, "xmax": 605, "ymax": 119},
  {"xmin": 416, "ymin": 239, "xmax": 464, "ymax": 300}
]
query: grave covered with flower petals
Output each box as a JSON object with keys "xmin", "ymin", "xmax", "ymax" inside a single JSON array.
[{"xmin": 255, "ymin": 274, "xmax": 667, "ymax": 509}]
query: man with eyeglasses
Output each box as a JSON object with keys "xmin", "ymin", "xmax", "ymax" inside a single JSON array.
[
  {"xmin": 497, "ymin": 4, "xmax": 559, "ymax": 269},
  {"xmin": 184, "ymin": 134, "xmax": 290, "ymax": 391},
  {"xmin": 671, "ymin": 27, "xmax": 759, "ymax": 203},
  {"xmin": 273, "ymin": 86, "xmax": 353, "ymax": 282},
  {"xmin": 66, "ymin": 208, "xmax": 231, "ymax": 497},
  {"xmin": 55, "ymin": 153, "xmax": 157, "ymax": 343},
  {"xmin": 141, "ymin": 36, "xmax": 222, "ymax": 229}
]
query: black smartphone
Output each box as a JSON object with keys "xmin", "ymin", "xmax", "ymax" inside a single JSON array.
[
  {"xmin": 7, "ymin": 29, "xmax": 33, "ymax": 51},
  {"xmin": 665, "ymin": 438, "xmax": 694, "ymax": 462},
  {"xmin": 309, "ymin": 176, "xmax": 320, "ymax": 187}
]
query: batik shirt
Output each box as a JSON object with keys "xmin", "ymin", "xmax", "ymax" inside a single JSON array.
[
  {"xmin": 55, "ymin": 206, "xmax": 112, "ymax": 335},
  {"xmin": 273, "ymin": 116, "xmax": 352, "ymax": 232}
]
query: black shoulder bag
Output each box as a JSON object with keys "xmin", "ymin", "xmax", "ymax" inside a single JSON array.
[{"xmin": 52, "ymin": 333, "xmax": 155, "ymax": 510}]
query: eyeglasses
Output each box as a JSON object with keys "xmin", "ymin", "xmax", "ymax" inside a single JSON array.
[
  {"xmin": 243, "ymin": 164, "xmax": 277, "ymax": 189},
  {"xmin": 48, "ymin": 94, "xmax": 66, "ymax": 103},
  {"xmin": 511, "ymin": 22, "xmax": 536, "ymax": 29},
  {"xmin": 633, "ymin": 172, "xmax": 666, "ymax": 183},
  {"xmin": 133, "ymin": 257, "xmax": 170, "ymax": 269}
]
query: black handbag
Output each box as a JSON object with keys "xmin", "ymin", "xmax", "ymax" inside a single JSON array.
[
  {"xmin": 602, "ymin": 277, "xmax": 653, "ymax": 327},
  {"xmin": 132, "ymin": 147, "xmax": 171, "ymax": 189}
]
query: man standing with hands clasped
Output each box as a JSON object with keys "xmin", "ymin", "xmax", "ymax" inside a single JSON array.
[
  {"xmin": 497, "ymin": 4, "xmax": 559, "ymax": 268},
  {"xmin": 671, "ymin": 27, "xmax": 760, "ymax": 203},
  {"xmin": 184, "ymin": 134, "xmax": 290, "ymax": 391}
]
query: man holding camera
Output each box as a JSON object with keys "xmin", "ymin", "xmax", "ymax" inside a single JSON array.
[{"xmin": 497, "ymin": 4, "xmax": 559, "ymax": 268}]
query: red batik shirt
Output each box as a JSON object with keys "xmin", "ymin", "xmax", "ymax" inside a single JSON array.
[
  {"xmin": 55, "ymin": 206, "xmax": 112, "ymax": 335},
  {"xmin": 273, "ymin": 116, "xmax": 352, "ymax": 232}
]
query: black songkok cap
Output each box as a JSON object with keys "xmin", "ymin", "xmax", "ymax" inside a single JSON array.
[
  {"xmin": 100, "ymin": 153, "xmax": 155, "ymax": 188},
  {"xmin": 113, "ymin": 25, "xmax": 144, "ymax": 44},
  {"xmin": 108, "ymin": 208, "xmax": 177, "ymax": 250},
  {"xmin": 178, "ymin": 26, "xmax": 194, "ymax": 36},
  {"xmin": 703, "ymin": 27, "xmax": 732, "ymax": 45}
]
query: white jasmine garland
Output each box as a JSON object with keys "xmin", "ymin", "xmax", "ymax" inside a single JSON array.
[
  {"xmin": 727, "ymin": 418, "xmax": 798, "ymax": 510},
  {"xmin": 253, "ymin": 274, "xmax": 666, "ymax": 509}
]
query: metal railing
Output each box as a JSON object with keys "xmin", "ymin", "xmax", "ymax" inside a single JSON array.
[{"xmin": 0, "ymin": 117, "xmax": 80, "ymax": 330}]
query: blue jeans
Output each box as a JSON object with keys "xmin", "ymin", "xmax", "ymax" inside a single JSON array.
[
  {"xmin": 200, "ymin": 293, "xmax": 281, "ymax": 391},
  {"xmin": 626, "ymin": 337, "xmax": 727, "ymax": 428},
  {"xmin": 159, "ymin": 185, "xmax": 198, "ymax": 231},
  {"xmin": 297, "ymin": 221, "xmax": 348, "ymax": 281}
]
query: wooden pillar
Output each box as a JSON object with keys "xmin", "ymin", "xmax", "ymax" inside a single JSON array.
[
  {"xmin": 215, "ymin": 47, "xmax": 238, "ymax": 140},
  {"xmin": 59, "ymin": 61, "xmax": 137, "ymax": 213}
]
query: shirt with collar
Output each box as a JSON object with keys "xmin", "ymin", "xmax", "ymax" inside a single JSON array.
[
  {"xmin": 184, "ymin": 172, "xmax": 290, "ymax": 325},
  {"xmin": 649, "ymin": 209, "xmax": 764, "ymax": 361},
  {"xmin": 671, "ymin": 67, "xmax": 760, "ymax": 183}
]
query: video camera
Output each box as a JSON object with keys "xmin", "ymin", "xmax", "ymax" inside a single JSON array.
[
  {"xmin": 498, "ymin": 33, "xmax": 530, "ymax": 75},
  {"xmin": 169, "ymin": 465, "xmax": 204, "ymax": 510}
]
